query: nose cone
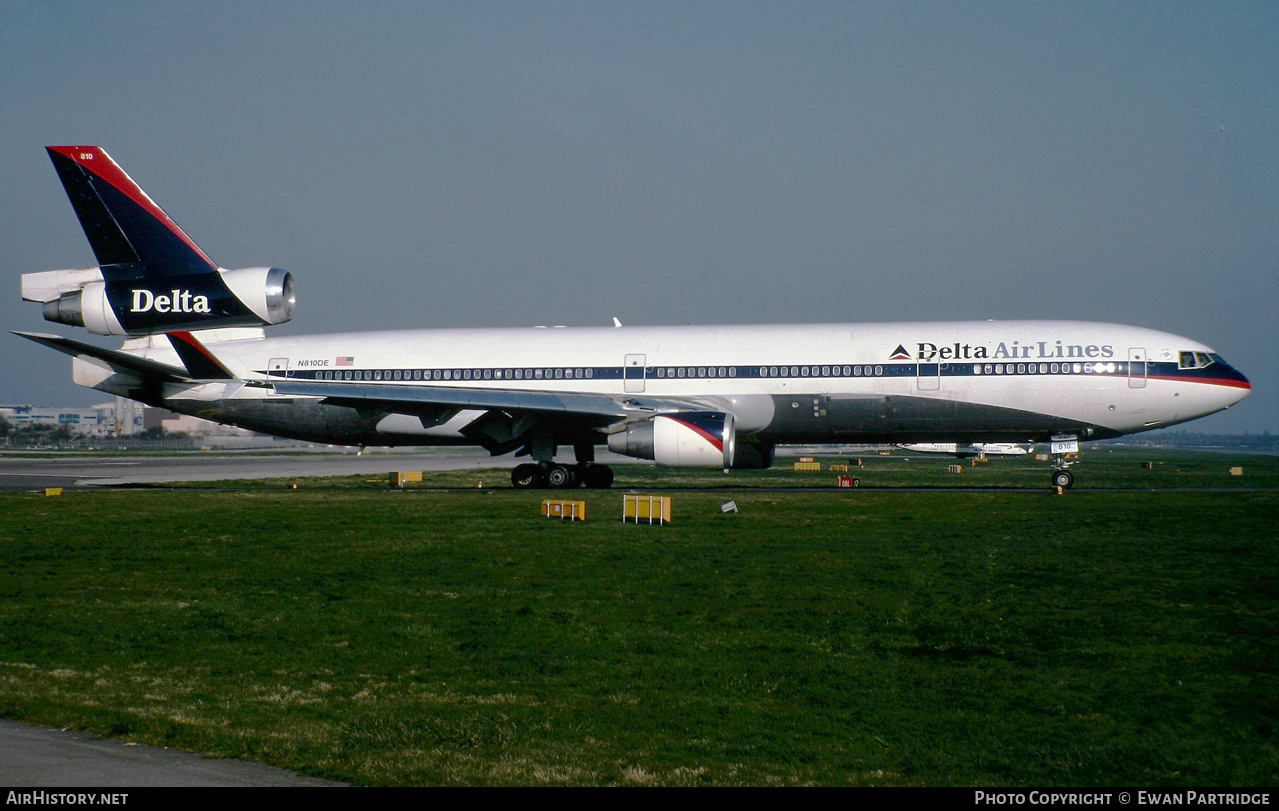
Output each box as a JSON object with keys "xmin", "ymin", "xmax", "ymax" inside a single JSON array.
[{"xmin": 1213, "ymin": 357, "xmax": 1251, "ymax": 408}]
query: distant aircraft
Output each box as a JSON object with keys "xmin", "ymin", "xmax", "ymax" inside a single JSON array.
[
  {"xmin": 898, "ymin": 443, "xmax": 1031, "ymax": 457},
  {"xmin": 17, "ymin": 147, "xmax": 1251, "ymax": 489}
]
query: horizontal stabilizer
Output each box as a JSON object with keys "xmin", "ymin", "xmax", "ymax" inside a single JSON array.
[{"xmin": 13, "ymin": 331, "xmax": 191, "ymax": 383}]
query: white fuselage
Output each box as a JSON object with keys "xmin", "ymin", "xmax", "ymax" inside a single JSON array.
[{"xmin": 81, "ymin": 318, "xmax": 1248, "ymax": 448}]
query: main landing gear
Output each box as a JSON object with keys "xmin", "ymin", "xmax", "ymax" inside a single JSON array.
[
  {"xmin": 511, "ymin": 438, "xmax": 615, "ymax": 490},
  {"xmin": 511, "ymin": 462, "xmax": 615, "ymax": 490}
]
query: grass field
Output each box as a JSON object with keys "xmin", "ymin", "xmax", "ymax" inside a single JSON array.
[{"xmin": 0, "ymin": 449, "xmax": 1276, "ymax": 785}]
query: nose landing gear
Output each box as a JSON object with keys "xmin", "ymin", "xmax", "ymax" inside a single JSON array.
[
  {"xmin": 1049, "ymin": 433, "xmax": 1080, "ymax": 490},
  {"xmin": 1051, "ymin": 468, "xmax": 1074, "ymax": 489}
]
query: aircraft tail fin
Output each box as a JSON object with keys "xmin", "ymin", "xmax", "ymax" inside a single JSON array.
[
  {"xmin": 25, "ymin": 147, "xmax": 295, "ymax": 336},
  {"xmin": 45, "ymin": 146, "xmax": 218, "ymax": 279}
]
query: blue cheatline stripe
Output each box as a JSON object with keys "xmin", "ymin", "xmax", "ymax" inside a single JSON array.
[{"xmin": 256, "ymin": 360, "xmax": 1242, "ymax": 387}]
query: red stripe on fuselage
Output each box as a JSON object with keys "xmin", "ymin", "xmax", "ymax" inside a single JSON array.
[{"xmin": 1148, "ymin": 374, "xmax": 1251, "ymax": 390}]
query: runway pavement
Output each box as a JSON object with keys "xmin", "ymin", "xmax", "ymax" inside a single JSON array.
[
  {"xmin": 0, "ymin": 447, "xmax": 634, "ymax": 491},
  {"xmin": 0, "ymin": 720, "xmax": 341, "ymax": 787}
]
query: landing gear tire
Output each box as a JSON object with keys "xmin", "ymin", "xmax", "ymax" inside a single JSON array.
[
  {"xmin": 1051, "ymin": 469, "xmax": 1074, "ymax": 489},
  {"xmin": 579, "ymin": 464, "xmax": 615, "ymax": 489},
  {"xmin": 512, "ymin": 463, "xmax": 543, "ymax": 489},
  {"xmin": 544, "ymin": 464, "xmax": 576, "ymax": 489}
]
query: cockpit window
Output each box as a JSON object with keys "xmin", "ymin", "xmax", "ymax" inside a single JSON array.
[{"xmin": 1179, "ymin": 352, "xmax": 1215, "ymax": 370}]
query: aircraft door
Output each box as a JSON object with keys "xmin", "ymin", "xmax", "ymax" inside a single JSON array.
[
  {"xmin": 916, "ymin": 361, "xmax": 941, "ymax": 391},
  {"xmin": 1128, "ymin": 348, "xmax": 1147, "ymax": 388},
  {"xmin": 269, "ymin": 357, "xmax": 289, "ymax": 377},
  {"xmin": 624, "ymin": 354, "xmax": 646, "ymax": 393}
]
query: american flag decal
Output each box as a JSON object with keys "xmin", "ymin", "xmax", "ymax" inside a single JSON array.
[{"xmin": 336, "ymin": 356, "xmax": 354, "ymax": 366}]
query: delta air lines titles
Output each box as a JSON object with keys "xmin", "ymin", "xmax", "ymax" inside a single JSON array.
[{"xmin": 909, "ymin": 340, "xmax": 1115, "ymax": 362}]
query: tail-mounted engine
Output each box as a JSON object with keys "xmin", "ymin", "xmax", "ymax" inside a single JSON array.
[
  {"xmin": 23, "ymin": 266, "xmax": 295, "ymax": 336},
  {"xmin": 608, "ymin": 411, "xmax": 736, "ymax": 468},
  {"xmin": 26, "ymin": 146, "xmax": 296, "ymax": 336}
]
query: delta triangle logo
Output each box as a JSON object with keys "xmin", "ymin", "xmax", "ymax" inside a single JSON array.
[{"xmin": 889, "ymin": 344, "xmax": 912, "ymax": 361}]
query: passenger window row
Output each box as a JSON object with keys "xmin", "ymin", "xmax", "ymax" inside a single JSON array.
[
  {"xmin": 315, "ymin": 367, "xmax": 596, "ymax": 381},
  {"xmin": 297, "ymin": 360, "xmax": 1148, "ymax": 382}
]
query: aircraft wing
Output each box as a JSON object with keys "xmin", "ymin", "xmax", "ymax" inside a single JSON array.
[
  {"xmin": 13, "ymin": 331, "xmax": 191, "ymax": 383},
  {"xmin": 270, "ymin": 379, "xmax": 715, "ymax": 456},
  {"xmin": 269, "ymin": 379, "xmax": 682, "ymax": 422}
]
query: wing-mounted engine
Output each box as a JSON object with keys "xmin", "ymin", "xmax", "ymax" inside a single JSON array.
[
  {"xmin": 24, "ymin": 266, "xmax": 295, "ymax": 336},
  {"xmin": 608, "ymin": 411, "xmax": 736, "ymax": 468}
]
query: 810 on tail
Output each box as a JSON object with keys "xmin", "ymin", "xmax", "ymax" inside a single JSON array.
[{"xmin": 17, "ymin": 146, "xmax": 1251, "ymax": 489}]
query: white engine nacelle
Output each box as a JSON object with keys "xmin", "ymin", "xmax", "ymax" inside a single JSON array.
[
  {"xmin": 608, "ymin": 412, "xmax": 736, "ymax": 468},
  {"xmin": 219, "ymin": 267, "xmax": 296, "ymax": 326}
]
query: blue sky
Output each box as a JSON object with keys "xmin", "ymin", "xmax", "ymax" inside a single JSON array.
[{"xmin": 2, "ymin": 1, "xmax": 1275, "ymax": 433}]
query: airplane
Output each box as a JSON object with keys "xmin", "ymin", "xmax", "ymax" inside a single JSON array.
[
  {"xmin": 897, "ymin": 443, "xmax": 1031, "ymax": 457},
  {"xmin": 16, "ymin": 146, "xmax": 1252, "ymax": 490}
]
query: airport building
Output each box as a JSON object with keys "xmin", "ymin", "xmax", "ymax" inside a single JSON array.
[
  {"xmin": 2, "ymin": 401, "xmax": 248, "ymax": 439},
  {"xmin": 0, "ymin": 402, "xmax": 137, "ymax": 436}
]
